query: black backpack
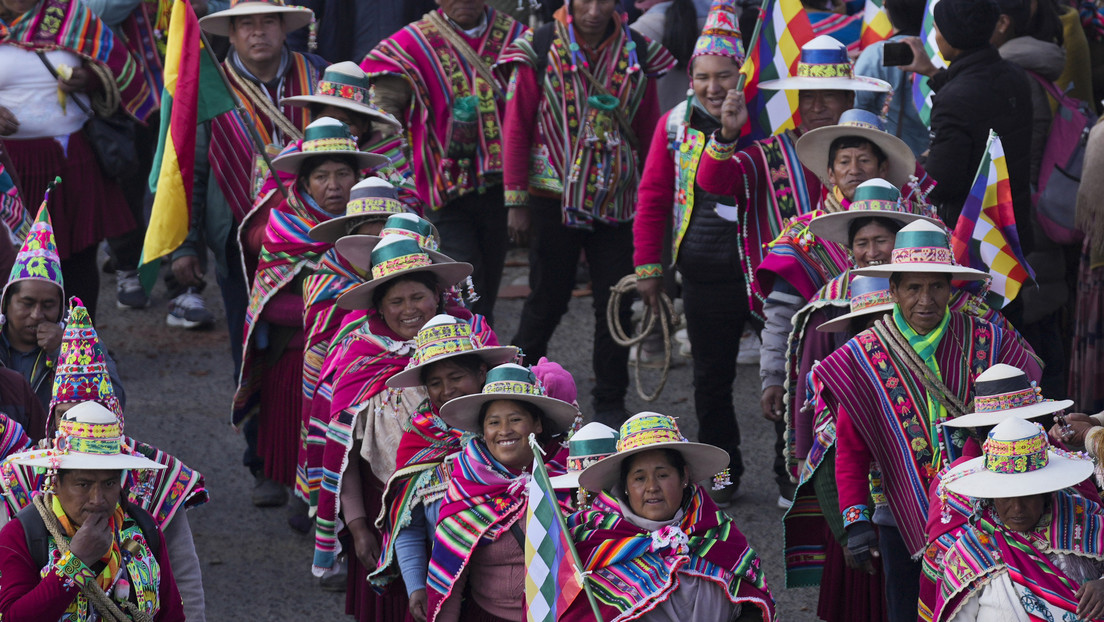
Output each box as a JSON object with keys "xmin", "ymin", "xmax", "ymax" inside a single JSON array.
[{"xmin": 16, "ymin": 499, "xmax": 161, "ymax": 570}]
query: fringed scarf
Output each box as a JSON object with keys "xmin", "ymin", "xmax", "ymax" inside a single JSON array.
[
  {"xmin": 312, "ymin": 310, "xmax": 497, "ymax": 574},
  {"xmin": 426, "ymin": 436, "xmax": 567, "ymax": 620},
  {"xmin": 369, "ymin": 399, "xmax": 465, "ymax": 587},
  {"xmin": 562, "ymin": 487, "xmax": 776, "ymax": 621},
  {"xmin": 935, "ymin": 491, "xmax": 1104, "ymax": 622},
  {"xmin": 232, "ymin": 185, "xmax": 334, "ymax": 428},
  {"xmin": 0, "ymin": 0, "xmax": 155, "ymax": 118}
]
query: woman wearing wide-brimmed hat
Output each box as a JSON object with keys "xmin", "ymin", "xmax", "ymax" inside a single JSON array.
[
  {"xmin": 310, "ymin": 231, "xmax": 493, "ymax": 622},
  {"xmin": 233, "ymin": 117, "xmax": 385, "ymax": 509},
  {"xmin": 558, "ymin": 412, "xmax": 775, "ymax": 621},
  {"xmin": 930, "ymin": 417, "xmax": 1104, "ymax": 622},
  {"xmin": 0, "ymin": 402, "xmax": 185, "ymax": 621},
  {"xmin": 426, "ymin": 363, "xmax": 577, "ymax": 621},
  {"xmin": 367, "ymin": 315, "xmax": 517, "ymax": 621}
]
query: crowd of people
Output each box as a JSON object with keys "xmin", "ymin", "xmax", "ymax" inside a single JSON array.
[{"xmin": 0, "ymin": 0, "xmax": 1100, "ymax": 619}]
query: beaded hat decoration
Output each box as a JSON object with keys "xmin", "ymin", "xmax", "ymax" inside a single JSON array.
[
  {"xmin": 758, "ymin": 36, "xmax": 891, "ymax": 92},
  {"xmin": 386, "ymin": 314, "xmax": 518, "ymax": 389},
  {"xmin": 438, "ymin": 363, "xmax": 579, "ymax": 435},
  {"xmin": 282, "ymin": 61, "xmax": 401, "ymax": 130},
  {"xmin": 941, "ymin": 364, "xmax": 1073, "ymax": 428},
  {"xmin": 852, "ymin": 220, "xmax": 989, "ymax": 280},
  {"xmin": 272, "ymin": 117, "xmax": 389, "ymax": 174},
  {"xmin": 808, "ymin": 178, "xmax": 943, "ymax": 245},
  {"xmin": 817, "ymin": 276, "xmax": 895, "ymax": 332},
  {"xmin": 692, "ymin": 0, "xmax": 745, "ymax": 63},
  {"xmin": 576, "ymin": 412, "xmax": 731, "ymax": 492},
  {"xmin": 1, "ymin": 197, "xmax": 63, "ymax": 325},
  {"xmin": 199, "ymin": 0, "xmax": 314, "ymax": 37},
  {"xmin": 308, "ymin": 177, "xmax": 406, "ymax": 243},
  {"xmin": 335, "ymin": 213, "xmax": 451, "ymax": 270},
  {"xmin": 943, "ymin": 417, "xmax": 1092, "ymax": 499},
  {"xmin": 49, "ymin": 298, "xmax": 121, "ymax": 422},
  {"xmin": 8, "ymin": 402, "xmax": 164, "ymax": 471},
  {"xmin": 796, "ymin": 110, "xmax": 919, "ymax": 190},
  {"xmin": 550, "ymin": 422, "xmax": 619, "ymax": 490},
  {"xmin": 335, "ymin": 234, "xmax": 472, "ymax": 310}
]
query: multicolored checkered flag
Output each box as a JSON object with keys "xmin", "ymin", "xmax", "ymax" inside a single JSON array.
[
  {"xmin": 524, "ymin": 435, "xmax": 601, "ymax": 621},
  {"xmin": 860, "ymin": 0, "xmax": 893, "ymax": 48},
  {"xmin": 911, "ymin": 0, "xmax": 947, "ymax": 125},
  {"xmin": 950, "ymin": 131, "xmax": 1035, "ymax": 308},
  {"xmin": 739, "ymin": 0, "xmax": 815, "ymax": 139}
]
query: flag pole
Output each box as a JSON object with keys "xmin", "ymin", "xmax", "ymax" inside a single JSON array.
[
  {"xmin": 736, "ymin": 0, "xmax": 773, "ymax": 91},
  {"xmin": 198, "ymin": 30, "xmax": 296, "ymax": 208},
  {"xmin": 528, "ymin": 434, "xmax": 605, "ymax": 622}
]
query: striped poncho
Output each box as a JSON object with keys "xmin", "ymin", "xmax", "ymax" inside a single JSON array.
[
  {"xmin": 935, "ymin": 491, "xmax": 1104, "ymax": 622},
  {"xmin": 426, "ymin": 435, "xmax": 567, "ymax": 620},
  {"xmin": 814, "ymin": 311, "xmax": 1040, "ymax": 556},
  {"xmin": 0, "ymin": 0, "xmax": 155, "ymax": 119},
  {"xmin": 562, "ymin": 487, "xmax": 776, "ymax": 621},
  {"xmin": 361, "ymin": 8, "xmax": 526, "ymax": 212}
]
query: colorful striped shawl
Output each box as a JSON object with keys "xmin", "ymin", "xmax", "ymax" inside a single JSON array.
[
  {"xmin": 0, "ymin": 0, "xmax": 154, "ymax": 118},
  {"xmin": 562, "ymin": 488, "xmax": 776, "ymax": 621},
  {"xmin": 814, "ymin": 311, "xmax": 1037, "ymax": 555},
  {"xmin": 935, "ymin": 492, "xmax": 1104, "ymax": 622},
  {"xmin": 116, "ymin": 3, "xmax": 163, "ymax": 122},
  {"xmin": 757, "ymin": 210, "xmax": 851, "ymax": 304},
  {"xmin": 0, "ymin": 435, "xmax": 207, "ymax": 527},
  {"xmin": 232, "ymin": 184, "xmax": 333, "ymax": 428},
  {"xmin": 496, "ymin": 20, "xmax": 674, "ymax": 228},
  {"xmin": 361, "ymin": 9, "xmax": 526, "ymax": 212},
  {"xmin": 731, "ymin": 131, "xmax": 821, "ymax": 320},
  {"xmin": 427, "ymin": 436, "xmax": 568, "ymax": 620},
  {"xmin": 312, "ymin": 311, "xmax": 497, "ymax": 574},
  {"xmin": 209, "ymin": 52, "xmax": 321, "ymax": 223},
  {"xmin": 370, "ymin": 399, "xmax": 465, "ymax": 587}
]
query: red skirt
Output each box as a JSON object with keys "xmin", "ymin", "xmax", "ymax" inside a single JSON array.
[
  {"xmin": 257, "ymin": 343, "xmax": 305, "ymax": 487},
  {"xmin": 345, "ymin": 459, "xmax": 412, "ymax": 622},
  {"xmin": 817, "ymin": 530, "xmax": 886, "ymax": 622},
  {"xmin": 5, "ymin": 133, "xmax": 134, "ymax": 259}
]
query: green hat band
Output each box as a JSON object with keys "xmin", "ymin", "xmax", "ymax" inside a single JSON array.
[
  {"xmin": 852, "ymin": 184, "xmax": 901, "ymax": 204},
  {"xmin": 568, "ymin": 437, "xmax": 619, "ymax": 459},
  {"xmin": 894, "ymin": 229, "xmax": 949, "ymax": 251},
  {"xmin": 369, "ymin": 238, "xmax": 432, "ymax": 279}
]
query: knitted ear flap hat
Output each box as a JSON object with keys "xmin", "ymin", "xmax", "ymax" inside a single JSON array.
[{"xmin": 0, "ymin": 201, "xmax": 63, "ymax": 325}]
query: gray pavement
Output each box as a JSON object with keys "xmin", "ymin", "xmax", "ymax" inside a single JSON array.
[{"xmin": 101, "ymin": 260, "xmax": 822, "ymax": 620}]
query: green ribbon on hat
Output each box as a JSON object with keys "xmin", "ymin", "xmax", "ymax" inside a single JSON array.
[
  {"xmin": 853, "ymin": 183, "xmax": 901, "ymax": 204},
  {"xmin": 569, "ymin": 436, "xmax": 619, "ymax": 458},
  {"xmin": 894, "ymin": 228, "xmax": 950, "ymax": 251},
  {"xmin": 370, "ymin": 237, "xmax": 428, "ymax": 268}
]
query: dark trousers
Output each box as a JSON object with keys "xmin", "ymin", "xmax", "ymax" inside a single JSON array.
[
  {"xmin": 61, "ymin": 246, "xmax": 101, "ymax": 321},
  {"xmin": 425, "ymin": 188, "xmax": 507, "ymax": 325},
  {"xmin": 219, "ymin": 235, "xmax": 248, "ymax": 381},
  {"xmin": 879, "ymin": 524, "xmax": 922, "ymax": 622},
  {"xmin": 681, "ymin": 274, "xmax": 749, "ymax": 480},
  {"xmin": 512, "ymin": 197, "xmax": 632, "ymax": 412},
  {"xmin": 106, "ymin": 114, "xmax": 158, "ymax": 272}
]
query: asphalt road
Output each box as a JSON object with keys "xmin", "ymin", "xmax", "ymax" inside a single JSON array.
[{"xmin": 101, "ymin": 257, "xmax": 822, "ymax": 620}]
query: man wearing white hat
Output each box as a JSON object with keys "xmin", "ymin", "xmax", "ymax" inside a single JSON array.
[
  {"xmin": 811, "ymin": 220, "xmax": 1040, "ymax": 622},
  {"xmin": 0, "ymin": 402, "xmax": 184, "ymax": 621},
  {"xmin": 169, "ymin": 0, "xmax": 324, "ymax": 369}
]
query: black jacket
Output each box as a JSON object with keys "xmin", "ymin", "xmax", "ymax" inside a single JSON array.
[{"xmin": 925, "ymin": 46, "xmax": 1035, "ymax": 252}]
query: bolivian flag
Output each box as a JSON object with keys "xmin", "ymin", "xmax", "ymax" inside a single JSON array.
[{"xmin": 141, "ymin": 0, "xmax": 235, "ymax": 291}]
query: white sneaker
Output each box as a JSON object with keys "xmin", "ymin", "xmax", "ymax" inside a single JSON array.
[
  {"xmin": 166, "ymin": 288, "xmax": 215, "ymax": 329},
  {"xmin": 737, "ymin": 330, "xmax": 761, "ymax": 365},
  {"xmin": 776, "ymin": 494, "xmax": 793, "ymax": 510}
]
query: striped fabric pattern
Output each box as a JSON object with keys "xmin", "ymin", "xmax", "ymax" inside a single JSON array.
[
  {"xmin": 860, "ymin": 0, "xmax": 893, "ymax": 49},
  {"xmin": 739, "ymin": 0, "xmax": 815, "ymax": 139},
  {"xmin": 1, "ymin": 0, "xmax": 156, "ymax": 118},
  {"xmin": 911, "ymin": 0, "xmax": 946, "ymax": 126},
  {"xmin": 813, "ymin": 312, "xmax": 1034, "ymax": 555}
]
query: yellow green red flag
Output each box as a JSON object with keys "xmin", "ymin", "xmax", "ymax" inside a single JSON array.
[{"xmin": 140, "ymin": 0, "xmax": 235, "ymax": 291}]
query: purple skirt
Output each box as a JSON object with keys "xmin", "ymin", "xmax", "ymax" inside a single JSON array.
[
  {"xmin": 257, "ymin": 344, "xmax": 305, "ymax": 487},
  {"xmin": 345, "ymin": 459, "xmax": 412, "ymax": 622}
]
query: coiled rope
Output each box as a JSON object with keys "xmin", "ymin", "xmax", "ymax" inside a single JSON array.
[{"xmin": 606, "ymin": 274, "xmax": 677, "ymax": 401}]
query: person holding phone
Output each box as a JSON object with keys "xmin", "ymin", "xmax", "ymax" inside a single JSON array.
[{"xmin": 852, "ymin": 0, "xmax": 929, "ymax": 156}]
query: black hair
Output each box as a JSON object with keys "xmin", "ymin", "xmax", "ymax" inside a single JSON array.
[
  {"xmin": 419, "ymin": 352, "xmax": 488, "ymax": 386},
  {"xmin": 477, "ymin": 399, "xmax": 553, "ymax": 447},
  {"xmin": 1023, "ymin": 0, "xmax": 1064, "ymax": 44},
  {"xmin": 662, "ymin": 0, "xmax": 700, "ymax": 69},
  {"xmin": 297, "ymin": 154, "xmax": 359, "ymax": 190},
  {"xmin": 889, "ymin": 271, "xmax": 952, "ymax": 286},
  {"xmin": 884, "ymin": 0, "xmax": 927, "ymax": 36},
  {"xmin": 617, "ymin": 448, "xmax": 689, "ymax": 493},
  {"xmin": 370, "ymin": 271, "xmax": 442, "ymax": 311},
  {"xmin": 846, "ymin": 216, "xmax": 904, "ymax": 247},
  {"xmin": 828, "ymin": 136, "xmax": 888, "ymax": 170},
  {"xmin": 2, "ymin": 281, "xmax": 63, "ymax": 318},
  {"xmin": 308, "ymin": 104, "xmax": 373, "ymax": 129}
]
